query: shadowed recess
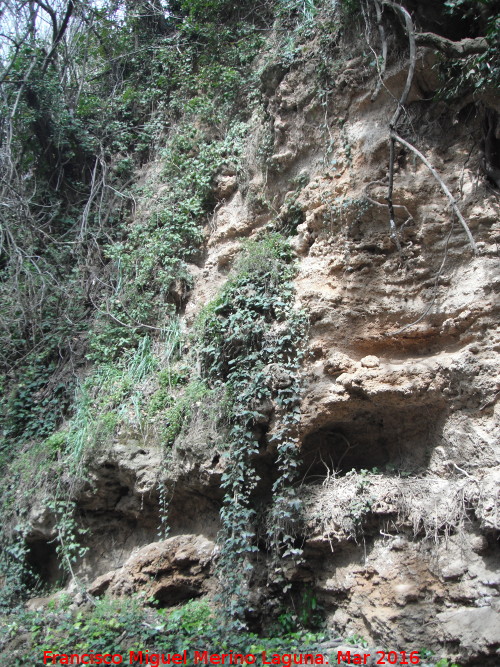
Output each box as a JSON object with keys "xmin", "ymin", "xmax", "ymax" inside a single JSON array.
[{"xmin": 301, "ymin": 402, "xmax": 445, "ymax": 479}]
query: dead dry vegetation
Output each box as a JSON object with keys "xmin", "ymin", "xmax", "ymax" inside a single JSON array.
[{"xmin": 302, "ymin": 471, "xmax": 482, "ymax": 545}]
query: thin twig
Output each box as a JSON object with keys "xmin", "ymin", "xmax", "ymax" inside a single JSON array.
[
  {"xmin": 380, "ymin": 1, "xmax": 417, "ymax": 252},
  {"xmin": 393, "ymin": 133, "xmax": 478, "ymax": 254},
  {"xmin": 383, "ymin": 1, "xmax": 416, "ymax": 128}
]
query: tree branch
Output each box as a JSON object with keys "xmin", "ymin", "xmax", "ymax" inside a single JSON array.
[
  {"xmin": 382, "ymin": 0, "xmax": 416, "ymax": 128},
  {"xmin": 33, "ymin": 0, "xmax": 58, "ymax": 44},
  {"xmin": 377, "ymin": 1, "xmax": 417, "ymax": 253},
  {"xmin": 415, "ymin": 32, "xmax": 488, "ymax": 58},
  {"xmin": 393, "ymin": 132, "xmax": 478, "ymax": 255},
  {"xmin": 41, "ymin": 0, "xmax": 74, "ymax": 73}
]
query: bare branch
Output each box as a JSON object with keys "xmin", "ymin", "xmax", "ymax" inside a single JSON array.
[
  {"xmin": 370, "ymin": 2, "xmax": 478, "ymax": 258},
  {"xmin": 382, "ymin": 1, "xmax": 416, "ymax": 128},
  {"xmin": 33, "ymin": 0, "xmax": 59, "ymax": 43},
  {"xmin": 415, "ymin": 32, "xmax": 488, "ymax": 58},
  {"xmin": 392, "ymin": 132, "xmax": 478, "ymax": 254},
  {"xmin": 41, "ymin": 0, "xmax": 74, "ymax": 73}
]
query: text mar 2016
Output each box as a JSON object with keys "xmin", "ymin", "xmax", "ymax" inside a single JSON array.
[{"xmin": 337, "ymin": 650, "xmax": 421, "ymax": 665}]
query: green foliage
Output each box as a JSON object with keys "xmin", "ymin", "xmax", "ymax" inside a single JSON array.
[
  {"xmin": 1, "ymin": 597, "xmax": 165, "ymax": 662},
  {"xmin": 162, "ymin": 380, "xmax": 210, "ymax": 447},
  {"xmin": 345, "ymin": 634, "xmax": 369, "ymax": 648},
  {"xmin": 0, "ymin": 0, "xmax": 317, "ymax": 471},
  {"xmin": 277, "ymin": 0, "xmax": 319, "ymax": 22},
  {"xmin": 65, "ymin": 335, "xmax": 157, "ymax": 469},
  {"xmin": 0, "ymin": 442, "xmax": 89, "ymax": 608},
  {"xmin": 0, "ymin": 591, "xmax": 462, "ymax": 666},
  {"xmin": 88, "ymin": 119, "xmax": 248, "ymax": 365},
  {"xmin": 438, "ymin": 0, "xmax": 500, "ymax": 96},
  {"xmin": 444, "ymin": 0, "xmax": 495, "ymax": 21},
  {"xmin": 0, "ymin": 596, "xmax": 330, "ymax": 665},
  {"xmin": 1, "ymin": 358, "xmax": 70, "ymax": 447},
  {"xmin": 0, "ymin": 524, "xmax": 32, "ymax": 612},
  {"xmin": 0, "ymin": 0, "xmax": 263, "ymax": 454},
  {"xmin": 167, "ymin": 599, "xmax": 215, "ymax": 635},
  {"xmin": 416, "ymin": 648, "xmax": 461, "ymax": 667},
  {"xmin": 0, "ymin": 326, "xmax": 185, "ymax": 605},
  {"xmin": 46, "ymin": 499, "xmax": 89, "ymax": 577},
  {"xmin": 0, "ymin": 285, "xmax": 85, "ymax": 457},
  {"xmin": 197, "ymin": 234, "xmax": 307, "ymax": 630},
  {"xmin": 181, "ymin": 0, "xmax": 252, "ymax": 22},
  {"xmin": 273, "ymin": 192, "xmax": 306, "ymax": 236},
  {"xmin": 297, "ymin": 587, "xmax": 323, "ymax": 629},
  {"xmin": 276, "ymin": 587, "xmax": 324, "ymax": 634},
  {"xmin": 419, "ymin": 648, "xmax": 435, "ymax": 660},
  {"xmin": 66, "ymin": 325, "xmax": 190, "ymax": 463},
  {"xmin": 339, "ymin": 0, "xmax": 361, "ymax": 17}
]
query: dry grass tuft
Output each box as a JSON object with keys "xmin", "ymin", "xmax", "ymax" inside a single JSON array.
[{"xmin": 301, "ymin": 470, "xmax": 481, "ymax": 545}]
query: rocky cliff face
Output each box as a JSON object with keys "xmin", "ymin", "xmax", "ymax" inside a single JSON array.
[{"xmin": 23, "ymin": 19, "xmax": 500, "ymax": 666}]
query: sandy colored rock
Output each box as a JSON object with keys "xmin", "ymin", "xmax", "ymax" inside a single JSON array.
[
  {"xmin": 214, "ymin": 174, "xmax": 238, "ymax": 200},
  {"xmin": 437, "ymin": 607, "xmax": 500, "ymax": 657},
  {"xmin": 360, "ymin": 355, "xmax": 380, "ymax": 369},
  {"xmin": 89, "ymin": 535, "xmax": 215, "ymax": 605}
]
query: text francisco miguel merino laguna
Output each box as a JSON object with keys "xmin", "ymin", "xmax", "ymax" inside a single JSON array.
[{"xmin": 43, "ymin": 651, "xmax": 332, "ymax": 666}]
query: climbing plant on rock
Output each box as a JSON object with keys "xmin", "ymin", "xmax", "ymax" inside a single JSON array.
[{"xmin": 197, "ymin": 234, "xmax": 307, "ymax": 630}]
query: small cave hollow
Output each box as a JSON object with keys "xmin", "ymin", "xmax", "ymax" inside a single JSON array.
[
  {"xmin": 301, "ymin": 403, "xmax": 444, "ymax": 479},
  {"xmin": 152, "ymin": 584, "xmax": 202, "ymax": 607},
  {"xmin": 25, "ymin": 538, "xmax": 66, "ymax": 588}
]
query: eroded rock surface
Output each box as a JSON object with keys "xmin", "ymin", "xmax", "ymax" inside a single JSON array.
[
  {"xmin": 89, "ymin": 535, "xmax": 215, "ymax": 605},
  {"xmin": 22, "ymin": 28, "xmax": 500, "ymax": 666}
]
